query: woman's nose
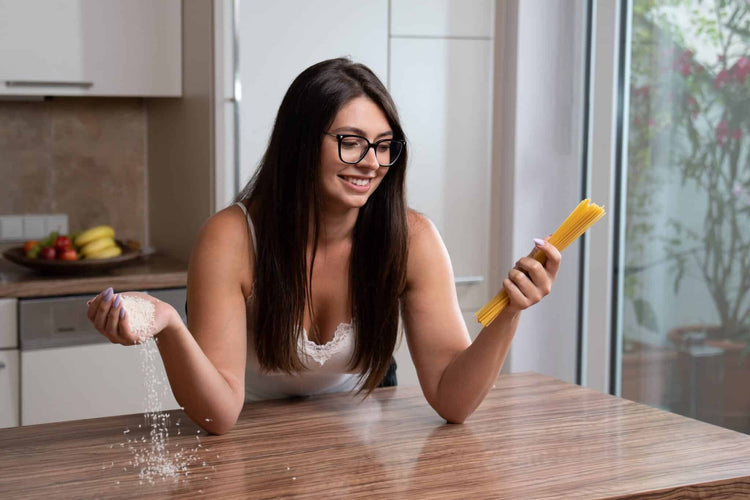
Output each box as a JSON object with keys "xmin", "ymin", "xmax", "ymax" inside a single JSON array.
[{"xmin": 361, "ymin": 146, "xmax": 380, "ymax": 169}]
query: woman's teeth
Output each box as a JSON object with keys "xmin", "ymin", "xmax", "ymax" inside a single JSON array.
[{"xmin": 341, "ymin": 176, "xmax": 371, "ymax": 187}]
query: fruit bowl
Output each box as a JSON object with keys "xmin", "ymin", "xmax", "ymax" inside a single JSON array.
[{"xmin": 2, "ymin": 240, "xmax": 141, "ymax": 275}]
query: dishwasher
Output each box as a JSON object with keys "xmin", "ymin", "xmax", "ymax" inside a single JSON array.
[{"xmin": 19, "ymin": 288, "xmax": 185, "ymax": 425}]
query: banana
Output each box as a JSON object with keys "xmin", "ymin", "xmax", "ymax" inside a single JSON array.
[
  {"xmin": 80, "ymin": 237, "xmax": 117, "ymax": 257},
  {"xmin": 74, "ymin": 225, "xmax": 115, "ymax": 247},
  {"xmin": 86, "ymin": 245, "xmax": 122, "ymax": 260}
]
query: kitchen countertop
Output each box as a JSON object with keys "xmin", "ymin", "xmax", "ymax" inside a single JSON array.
[
  {"xmin": 0, "ymin": 244, "xmax": 187, "ymax": 298},
  {"xmin": 1, "ymin": 372, "xmax": 749, "ymax": 499}
]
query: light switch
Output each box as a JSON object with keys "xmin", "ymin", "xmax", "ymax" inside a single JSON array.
[
  {"xmin": 23, "ymin": 216, "xmax": 46, "ymax": 240},
  {"xmin": 0, "ymin": 216, "xmax": 24, "ymax": 241}
]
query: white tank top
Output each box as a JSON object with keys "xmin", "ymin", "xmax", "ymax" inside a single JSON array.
[{"xmin": 234, "ymin": 201, "xmax": 361, "ymax": 401}]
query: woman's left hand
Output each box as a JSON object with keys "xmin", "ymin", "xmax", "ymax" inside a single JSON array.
[{"xmin": 502, "ymin": 237, "xmax": 561, "ymax": 314}]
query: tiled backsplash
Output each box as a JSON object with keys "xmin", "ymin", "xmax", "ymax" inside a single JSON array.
[
  {"xmin": 0, "ymin": 214, "xmax": 68, "ymax": 241},
  {"xmin": 0, "ymin": 98, "xmax": 147, "ymax": 245}
]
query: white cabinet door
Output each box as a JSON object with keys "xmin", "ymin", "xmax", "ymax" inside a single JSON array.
[
  {"xmin": 0, "ymin": 350, "xmax": 19, "ymax": 428},
  {"xmin": 0, "ymin": 0, "xmax": 181, "ymax": 96},
  {"xmin": 391, "ymin": 0, "xmax": 494, "ymax": 38},
  {"xmin": 237, "ymin": 0, "xmax": 388, "ymax": 185},
  {"xmin": 21, "ymin": 342, "xmax": 180, "ymax": 426},
  {"xmin": 0, "ymin": 298, "xmax": 16, "ymax": 349},
  {"xmin": 390, "ymin": 37, "xmax": 493, "ymax": 387},
  {"xmin": 391, "ymin": 37, "xmax": 493, "ymax": 312}
]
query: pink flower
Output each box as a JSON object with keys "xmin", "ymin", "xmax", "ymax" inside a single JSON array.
[
  {"xmin": 715, "ymin": 69, "xmax": 730, "ymax": 89},
  {"xmin": 731, "ymin": 56, "xmax": 750, "ymax": 85},
  {"xmin": 732, "ymin": 128, "xmax": 742, "ymax": 141},
  {"xmin": 675, "ymin": 50, "xmax": 694, "ymax": 77},
  {"xmin": 716, "ymin": 120, "xmax": 729, "ymax": 145}
]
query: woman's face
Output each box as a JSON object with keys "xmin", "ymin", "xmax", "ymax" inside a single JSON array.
[{"xmin": 319, "ymin": 96, "xmax": 392, "ymax": 211}]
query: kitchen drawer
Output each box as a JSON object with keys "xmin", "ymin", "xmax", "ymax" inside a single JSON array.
[
  {"xmin": 0, "ymin": 298, "xmax": 16, "ymax": 349},
  {"xmin": 0, "ymin": 350, "xmax": 19, "ymax": 428},
  {"xmin": 19, "ymin": 288, "xmax": 186, "ymax": 350},
  {"xmin": 21, "ymin": 342, "xmax": 179, "ymax": 425}
]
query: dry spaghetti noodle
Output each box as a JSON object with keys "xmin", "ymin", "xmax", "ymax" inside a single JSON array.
[{"xmin": 474, "ymin": 199, "xmax": 606, "ymax": 327}]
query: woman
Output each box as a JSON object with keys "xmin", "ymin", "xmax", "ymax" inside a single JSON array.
[{"xmin": 86, "ymin": 58, "xmax": 561, "ymax": 435}]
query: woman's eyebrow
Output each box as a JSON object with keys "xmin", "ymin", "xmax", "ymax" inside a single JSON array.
[{"xmin": 332, "ymin": 126, "xmax": 393, "ymax": 139}]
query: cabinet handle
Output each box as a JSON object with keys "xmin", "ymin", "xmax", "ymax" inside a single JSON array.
[
  {"xmin": 455, "ymin": 276, "xmax": 485, "ymax": 285},
  {"xmin": 0, "ymin": 362, "xmax": 5, "ymax": 370},
  {"xmin": 5, "ymin": 81, "xmax": 93, "ymax": 89}
]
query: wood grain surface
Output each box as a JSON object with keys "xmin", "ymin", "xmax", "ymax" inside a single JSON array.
[{"xmin": 0, "ymin": 372, "xmax": 748, "ymax": 499}]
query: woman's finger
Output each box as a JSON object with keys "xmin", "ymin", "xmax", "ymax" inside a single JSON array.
[
  {"xmin": 93, "ymin": 288, "xmax": 115, "ymax": 331},
  {"xmin": 531, "ymin": 238, "xmax": 562, "ymax": 279},
  {"xmin": 515, "ymin": 257, "xmax": 551, "ymax": 297},
  {"xmin": 503, "ymin": 277, "xmax": 530, "ymax": 311},
  {"xmin": 117, "ymin": 307, "xmax": 138, "ymax": 345},
  {"xmin": 508, "ymin": 268, "xmax": 540, "ymax": 301},
  {"xmin": 104, "ymin": 294, "xmax": 124, "ymax": 341}
]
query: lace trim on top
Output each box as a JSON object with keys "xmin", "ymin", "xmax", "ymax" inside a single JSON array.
[{"xmin": 300, "ymin": 322, "xmax": 353, "ymax": 366}]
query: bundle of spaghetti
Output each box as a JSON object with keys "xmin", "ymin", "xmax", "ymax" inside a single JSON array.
[{"xmin": 475, "ymin": 199, "xmax": 605, "ymax": 327}]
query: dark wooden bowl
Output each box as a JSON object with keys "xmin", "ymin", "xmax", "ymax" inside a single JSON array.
[{"xmin": 2, "ymin": 240, "xmax": 141, "ymax": 275}]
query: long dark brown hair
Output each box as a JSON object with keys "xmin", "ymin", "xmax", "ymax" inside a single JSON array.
[{"xmin": 233, "ymin": 58, "xmax": 409, "ymax": 395}]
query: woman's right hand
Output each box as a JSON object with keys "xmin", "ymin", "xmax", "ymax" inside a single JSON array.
[{"xmin": 85, "ymin": 287, "xmax": 178, "ymax": 345}]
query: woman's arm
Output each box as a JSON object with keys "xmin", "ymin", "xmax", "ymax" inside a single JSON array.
[
  {"xmin": 156, "ymin": 208, "xmax": 250, "ymax": 434},
  {"xmin": 402, "ymin": 212, "xmax": 560, "ymax": 424},
  {"xmin": 86, "ymin": 207, "xmax": 251, "ymax": 435}
]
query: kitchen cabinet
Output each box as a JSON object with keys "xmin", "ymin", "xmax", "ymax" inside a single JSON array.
[
  {"xmin": 236, "ymin": 0, "xmax": 388, "ymax": 186},
  {"xmin": 0, "ymin": 350, "xmax": 19, "ymax": 429},
  {"xmin": 0, "ymin": 0, "xmax": 181, "ymax": 96},
  {"xmin": 0, "ymin": 298, "xmax": 18, "ymax": 428},
  {"xmin": 19, "ymin": 288, "xmax": 185, "ymax": 426},
  {"xmin": 390, "ymin": 0, "xmax": 494, "ymax": 38}
]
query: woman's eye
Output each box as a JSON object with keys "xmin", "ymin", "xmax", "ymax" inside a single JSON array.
[
  {"xmin": 377, "ymin": 143, "xmax": 390, "ymax": 153},
  {"xmin": 342, "ymin": 141, "xmax": 360, "ymax": 149}
]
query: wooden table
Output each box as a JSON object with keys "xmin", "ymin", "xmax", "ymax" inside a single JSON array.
[{"xmin": 1, "ymin": 372, "xmax": 749, "ymax": 499}]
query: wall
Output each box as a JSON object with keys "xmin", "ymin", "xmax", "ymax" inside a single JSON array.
[
  {"xmin": 147, "ymin": 0, "xmax": 215, "ymax": 264},
  {"xmin": 0, "ymin": 98, "xmax": 148, "ymax": 244}
]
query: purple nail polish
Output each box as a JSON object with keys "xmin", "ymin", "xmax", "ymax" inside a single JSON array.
[
  {"xmin": 114, "ymin": 294, "xmax": 121, "ymax": 308},
  {"xmin": 120, "ymin": 308, "xmax": 125, "ymax": 319},
  {"xmin": 534, "ymin": 238, "xmax": 545, "ymax": 247},
  {"xmin": 103, "ymin": 287, "xmax": 113, "ymax": 301}
]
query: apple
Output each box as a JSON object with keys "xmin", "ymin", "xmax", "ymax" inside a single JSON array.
[
  {"xmin": 40, "ymin": 247, "xmax": 57, "ymax": 260},
  {"xmin": 54, "ymin": 236, "xmax": 72, "ymax": 254},
  {"xmin": 58, "ymin": 248, "xmax": 78, "ymax": 261}
]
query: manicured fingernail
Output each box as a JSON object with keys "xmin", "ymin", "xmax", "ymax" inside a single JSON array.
[
  {"xmin": 86, "ymin": 299, "xmax": 93, "ymax": 306},
  {"xmin": 120, "ymin": 308, "xmax": 125, "ymax": 318},
  {"xmin": 534, "ymin": 238, "xmax": 545, "ymax": 247},
  {"xmin": 103, "ymin": 287, "xmax": 113, "ymax": 301},
  {"xmin": 114, "ymin": 294, "xmax": 121, "ymax": 308}
]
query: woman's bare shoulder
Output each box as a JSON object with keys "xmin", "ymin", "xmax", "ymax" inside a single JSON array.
[
  {"xmin": 191, "ymin": 203, "xmax": 254, "ymax": 297},
  {"xmin": 405, "ymin": 208, "xmax": 447, "ymax": 284},
  {"xmin": 406, "ymin": 208, "xmax": 432, "ymax": 236}
]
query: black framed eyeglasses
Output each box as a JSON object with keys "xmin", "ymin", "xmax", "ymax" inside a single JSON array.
[{"xmin": 324, "ymin": 132, "xmax": 405, "ymax": 167}]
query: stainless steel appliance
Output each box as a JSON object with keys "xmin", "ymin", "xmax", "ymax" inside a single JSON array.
[{"xmin": 19, "ymin": 288, "xmax": 185, "ymax": 425}]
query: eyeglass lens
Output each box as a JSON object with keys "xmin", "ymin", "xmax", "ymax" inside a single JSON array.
[{"xmin": 340, "ymin": 136, "xmax": 403, "ymax": 166}]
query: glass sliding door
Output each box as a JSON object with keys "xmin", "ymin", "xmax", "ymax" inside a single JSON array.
[{"xmin": 620, "ymin": 0, "xmax": 749, "ymax": 433}]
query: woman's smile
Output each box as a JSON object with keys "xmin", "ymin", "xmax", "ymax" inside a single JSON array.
[{"xmin": 338, "ymin": 174, "xmax": 374, "ymax": 192}]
